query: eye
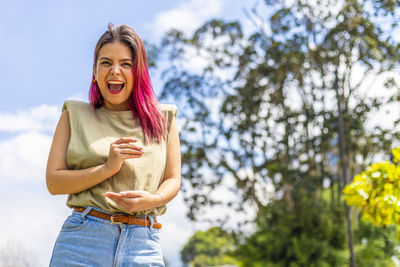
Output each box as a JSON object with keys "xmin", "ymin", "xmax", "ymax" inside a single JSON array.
[
  {"xmin": 100, "ymin": 61, "xmax": 111, "ymax": 65},
  {"xmin": 122, "ymin": 62, "xmax": 132, "ymax": 67}
]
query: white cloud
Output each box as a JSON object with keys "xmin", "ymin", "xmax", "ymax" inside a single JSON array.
[
  {"xmin": 0, "ymin": 104, "xmax": 59, "ymax": 133},
  {"xmin": 0, "ymin": 190, "xmax": 69, "ymax": 266},
  {"xmin": 0, "ymin": 104, "xmax": 67, "ymax": 266},
  {"xmin": 147, "ymin": 0, "xmax": 225, "ymax": 38},
  {"xmin": 0, "ymin": 131, "xmax": 52, "ymax": 184}
]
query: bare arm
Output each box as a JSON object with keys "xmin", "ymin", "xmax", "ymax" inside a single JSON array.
[
  {"xmin": 104, "ymin": 115, "xmax": 181, "ymax": 212},
  {"xmin": 46, "ymin": 110, "xmax": 143, "ymax": 195},
  {"xmin": 154, "ymin": 115, "xmax": 181, "ymax": 204}
]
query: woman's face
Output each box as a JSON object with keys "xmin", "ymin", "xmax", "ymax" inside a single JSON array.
[{"xmin": 94, "ymin": 41, "xmax": 134, "ymax": 111}]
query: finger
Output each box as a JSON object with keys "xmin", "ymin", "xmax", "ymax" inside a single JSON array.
[
  {"xmin": 114, "ymin": 154, "xmax": 143, "ymax": 162},
  {"xmin": 104, "ymin": 195, "xmax": 126, "ymax": 206},
  {"xmin": 103, "ymin": 192, "xmax": 122, "ymax": 197},
  {"xmin": 115, "ymin": 148, "xmax": 143, "ymax": 155},
  {"xmin": 113, "ymin": 137, "xmax": 138, "ymax": 144},
  {"xmin": 119, "ymin": 191, "xmax": 143, "ymax": 198},
  {"xmin": 115, "ymin": 143, "xmax": 143, "ymax": 151},
  {"xmin": 104, "ymin": 195, "xmax": 117, "ymax": 201},
  {"xmin": 122, "ymin": 154, "xmax": 143, "ymax": 160},
  {"xmin": 104, "ymin": 194, "xmax": 120, "ymax": 203},
  {"xmin": 111, "ymin": 197, "xmax": 135, "ymax": 211}
]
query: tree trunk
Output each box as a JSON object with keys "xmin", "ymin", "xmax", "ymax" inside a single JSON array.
[{"xmin": 334, "ymin": 68, "xmax": 356, "ymax": 267}]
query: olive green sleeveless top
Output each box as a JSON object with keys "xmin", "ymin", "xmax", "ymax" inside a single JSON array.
[{"xmin": 62, "ymin": 100, "xmax": 177, "ymax": 216}]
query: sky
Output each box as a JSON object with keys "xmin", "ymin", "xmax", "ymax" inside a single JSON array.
[{"xmin": 0, "ymin": 0, "xmax": 259, "ymax": 266}]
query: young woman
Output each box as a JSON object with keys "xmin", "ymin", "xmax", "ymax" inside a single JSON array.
[{"xmin": 46, "ymin": 23, "xmax": 181, "ymax": 266}]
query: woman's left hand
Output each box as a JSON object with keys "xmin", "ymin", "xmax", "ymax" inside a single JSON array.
[{"xmin": 103, "ymin": 191, "xmax": 161, "ymax": 213}]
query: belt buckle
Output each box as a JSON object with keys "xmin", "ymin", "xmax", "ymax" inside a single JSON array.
[{"xmin": 110, "ymin": 214, "xmax": 124, "ymax": 224}]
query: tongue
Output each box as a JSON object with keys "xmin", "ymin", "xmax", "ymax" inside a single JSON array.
[{"xmin": 109, "ymin": 84, "xmax": 123, "ymax": 92}]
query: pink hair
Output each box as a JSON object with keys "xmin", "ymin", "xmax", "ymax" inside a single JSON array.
[{"xmin": 89, "ymin": 24, "xmax": 166, "ymax": 144}]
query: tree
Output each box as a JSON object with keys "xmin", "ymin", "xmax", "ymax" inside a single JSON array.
[
  {"xmin": 157, "ymin": 0, "xmax": 400, "ymax": 264},
  {"xmin": 235, "ymin": 193, "xmax": 348, "ymax": 266},
  {"xmin": 180, "ymin": 227, "xmax": 239, "ymax": 267}
]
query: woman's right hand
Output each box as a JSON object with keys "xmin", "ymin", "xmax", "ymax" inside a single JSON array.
[{"xmin": 104, "ymin": 137, "xmax": 144, "ymax": 175}]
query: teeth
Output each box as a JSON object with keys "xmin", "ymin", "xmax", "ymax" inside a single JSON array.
[{"xmin": 108, "ymin": 81, "xmax": 124, "ymax": 84}]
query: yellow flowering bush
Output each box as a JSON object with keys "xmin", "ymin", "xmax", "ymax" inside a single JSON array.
[{"xmin": 343, "ymin": 148, "xmax": 400, "ymax": 239}]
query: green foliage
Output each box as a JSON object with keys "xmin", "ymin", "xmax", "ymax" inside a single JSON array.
[
  {"xmin": 235, "ymin": 191, "xmax": 348, "ymax": 267},
  {"xmin": 180, "ymin": 227, "xmax": 239, "ymax": 267},
  {"xmin": 234, "ymin": 189, "xmax": 399, "ymax": 266},
  {"xmin": 353, "ymin": 219, "xmax": 400, "ymax": 267}
]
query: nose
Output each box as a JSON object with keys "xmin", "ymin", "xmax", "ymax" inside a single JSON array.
[{"xmin": 110, "ymin": 64, "xmax": 121, "ymax": 75}]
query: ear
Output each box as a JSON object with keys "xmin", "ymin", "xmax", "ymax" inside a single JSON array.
[{"xmin": 93, "ymin": 64, "xmax": 96, "ymax": 77}]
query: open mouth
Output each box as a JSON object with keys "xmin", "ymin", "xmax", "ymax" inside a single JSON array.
[{"xmin": 107, "ymin": 80, "xmax": 125, "ymax": 94}]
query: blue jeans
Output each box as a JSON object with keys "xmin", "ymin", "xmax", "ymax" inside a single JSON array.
[{"xmin": 49, "ymin": 206, "xmax": 164, "ymax": 267}]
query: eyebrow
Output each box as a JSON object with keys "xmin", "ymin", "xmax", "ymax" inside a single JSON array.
[{"xmin": 99, "ymin": 57, "xmax": 133, "ymax": 62}]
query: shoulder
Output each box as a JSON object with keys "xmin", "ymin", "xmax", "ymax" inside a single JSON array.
[
  {"xmin": 159, "ymin": 104, "xmax": 178, "ymax": 135},
  {"xmin": 159, "ymin": 103, "xmax": 178, "ymax": 116},
  {"xmin": 62, "ymin": 100, "xmax": 92, "ymax": 112}
]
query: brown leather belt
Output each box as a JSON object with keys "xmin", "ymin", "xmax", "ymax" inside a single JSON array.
[{"xmin": 73, "ymin": 207, "xmax": 162, "ymax": 229}]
